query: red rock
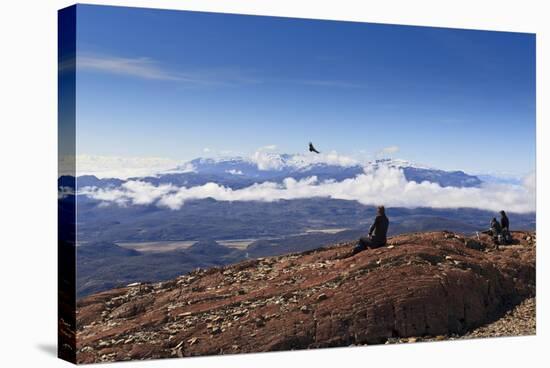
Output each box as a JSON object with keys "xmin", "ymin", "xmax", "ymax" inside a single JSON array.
[{"xmin": 75, "ymin": 231, "xmax": 535, "ymax": 363}]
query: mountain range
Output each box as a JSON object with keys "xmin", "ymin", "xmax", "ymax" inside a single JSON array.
[{"xmin": 72, "ymin": 155, "xmax": 483, "ymax": 189}]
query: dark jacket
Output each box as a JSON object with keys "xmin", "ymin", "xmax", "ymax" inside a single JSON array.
[
  {"xmin": 491, "ymin": 219, "xmax": 502, "ymax": 233},
  {"xmin": 369, "ymin": 214, "xmax": 389, "ymax": 244},
  {"xmin": 500, "ymin": 214, "xmax": 510, "ymax": 230}
]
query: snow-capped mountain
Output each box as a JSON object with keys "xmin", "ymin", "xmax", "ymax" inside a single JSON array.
[
  {"xmin": 184, "ymin": 153, "xmax": 363, "ymax": 180},
  {"xmin": 173, "ymin": 154, "xmax": 482, "ymax": 188},
  {"xmin": 70, "ymin": 153, "xmax": 482, "ymax": 189}
]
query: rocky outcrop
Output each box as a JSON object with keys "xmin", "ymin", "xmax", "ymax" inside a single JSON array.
[{"xmin": 75, "ymin": 231, "xmax": 535, "ymax": 363}]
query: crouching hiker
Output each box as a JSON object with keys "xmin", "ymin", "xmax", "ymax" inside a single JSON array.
[
  {"xmin": 490, "ymin": 217, "xmax": 502, "ymax": 244},
  {"xmin": 352, "ymin": 206, "xmax": 389, "ymax": 255}
]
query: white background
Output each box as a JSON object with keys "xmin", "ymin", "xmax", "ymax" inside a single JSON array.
[{"xmin": 0, "ymin": 0, "xmax": 547, "ymax": 366}]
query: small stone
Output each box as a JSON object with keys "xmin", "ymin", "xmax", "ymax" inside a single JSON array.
[
  {"xmin": 387, "ymin": 245, "xmax": 395, "ymax": 249},
  {"xmin": 407, "ymin": 337, "xmax": 418, "ymax": 343},
  {"xmin": 317, "ymin": 293, "xmax": 328, "ymax": 301},
  {"xmin": 300, "ymin": 305, "xmax": 309, "ymax": 313},
  {"xmin": 232, "ymin": 309, "xmax": 247, "ymax": 317}
]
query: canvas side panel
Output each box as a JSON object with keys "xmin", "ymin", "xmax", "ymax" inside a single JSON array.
[{"xmin": 58, "ymin": 4, "xmax": 77, "ymax": 364}]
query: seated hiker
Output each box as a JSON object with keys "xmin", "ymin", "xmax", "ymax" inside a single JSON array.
[
  {"xmin": 499, "ymin": 210, "xmax": 512, "ymax": 244},
  {"xmin": 353, "ymin": 206, "xmax": 389, "ymax": 254},
  {"xmin": 489, "ymin": 217, "xmax": 502, "ymax": 243}
]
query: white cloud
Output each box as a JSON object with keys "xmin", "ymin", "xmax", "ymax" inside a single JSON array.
[
  {"xmin": 377, "ymin": 145, "xmax": 400, "ymax": 157},
  {"xmin": 75, "ymin": 154, "xmax": 190, "ymax": 179},
  {"xmin": 58, "ymin": 186, "xmax": 74, "ymax": 199},
  {"xmin": 77, "ymin": 53, "xmax": 260, "ymax": 86},
  {"xmin": 80, "ymin": 180, "xmax": 175, "ymax": 207},
  {"xmin": 249, "ymin": 147, "xmax": 285, "ymax": 171},
  {"xmin": 522, "ymin": 171, "xmax": 536, "ymax": 194},
  {"xmin": 78, "ymin": 54, "xmax": 183, "ymax": 81},
  {"xmin": 247, "ymin": 146, "xmax": 359, "ymax": 171},
  {"xmin": 302, "ymin": 151, "xmax": 359, "ymax": 167},
  {"xmin": 291, "ymin": 79, "xmax": 366, "ymax": 89},
  {"xmin": 226, "ymin": 169, "xmax": 244, "ymax": 175},
  {"xmin": 80, "ymin": 165, "xmax": 536, "ymax": 213}
]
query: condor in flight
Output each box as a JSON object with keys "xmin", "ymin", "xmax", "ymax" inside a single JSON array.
[{"xmin": 309, "ymin": 142, "xmax": 320, "ymax": 154}]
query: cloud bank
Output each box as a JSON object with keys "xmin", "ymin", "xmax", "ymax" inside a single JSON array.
[
  {"xmin": 72, "ymin": 155, "xmax": 193, "ymax": 180},
  {"xmin": 80, "ymin": 165, "xmax": 536, "ymax": 213}
]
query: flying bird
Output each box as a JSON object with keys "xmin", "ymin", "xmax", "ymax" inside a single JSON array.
[{"xmin": 309, "ymin": 142, "xmax": 320, "ymax": 154}]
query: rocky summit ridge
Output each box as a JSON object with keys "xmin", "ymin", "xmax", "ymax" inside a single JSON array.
[{"xmin": 75, "ymin": 230, "xmax": 536, "ymax": 363}]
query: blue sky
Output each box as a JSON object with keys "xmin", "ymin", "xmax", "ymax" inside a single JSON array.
[{"xmin": 74, "ymin": 4, "xmax": 535, "ymax": 175}]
